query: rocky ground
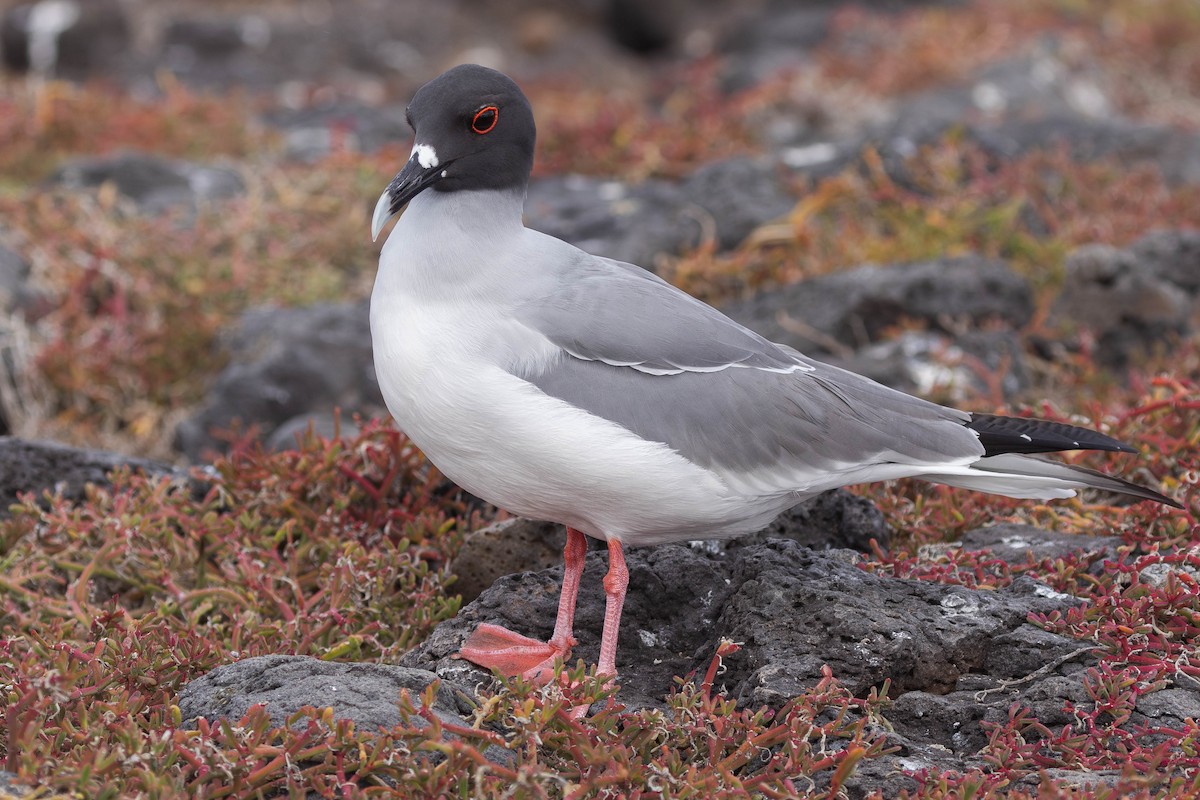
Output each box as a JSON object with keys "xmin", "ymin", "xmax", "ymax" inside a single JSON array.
[{"xmin": 0, "ymin": 0, "xmax": 1198, "ymax": 797}]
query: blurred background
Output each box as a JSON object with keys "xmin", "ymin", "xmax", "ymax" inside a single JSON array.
[{"xmin": 0, "ymin": 0, "xmax": 1197, "ymax": 465}]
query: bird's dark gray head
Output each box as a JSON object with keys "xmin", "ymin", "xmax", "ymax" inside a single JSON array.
[{"xmin": 372, "ymin": 64, "xmax": 536, "ymax": 240}]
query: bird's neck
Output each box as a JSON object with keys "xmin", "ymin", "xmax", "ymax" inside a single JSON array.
[
  {"xmin": 414, "ymin": 185, "xmax": 526, "ymax": 232},
  {"xmin": 377, "ymin": 187, "xmax": 528, "ymax": 300}
]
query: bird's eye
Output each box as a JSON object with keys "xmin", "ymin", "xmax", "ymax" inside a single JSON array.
[{"xmin": 471, "ymin": 105, "xmax": 499, "ymax": 134}]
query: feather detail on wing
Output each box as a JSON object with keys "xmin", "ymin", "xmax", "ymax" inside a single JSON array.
[
  {"xmin": 511, "ymin": 244, "xmax": 1178, "ymax": 508},
  {"xmin": 516, "ymin": 254, "xmax": 810, "ymax": 375}
]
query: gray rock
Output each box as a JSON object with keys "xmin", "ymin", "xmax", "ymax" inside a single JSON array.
[
  {"xmin": 264, "ymin": 101, "xmax": 413, "ymax": 160},
  {"xmin": 976, "ymin": 114, "xmax": 1200, "ymax": 182},
  {"xmin": 810, "ymin": 50, "xmax": 1200, "ymax": 196},
  {"xmin": 823, "ymin": 329, "xmax": 1030, "ymax": 399},
  {"xmin": 888, "ymin": 637, "xmax": 1096, "ymax": 765},
  {"xmin": 524, "ymin": 158, "xmax": 794, "ymax": 269},
  {"xmin": 1135, "ymin": 687, "xmax": 1200, "ymax": 730},
  {"xmin": 871, "ymin": 51, "xmax": 1200, "ymax": 179},
  {"xmin": 525, "ymin": 175, "xmax": 692, "ymax": 271},
  {"xmin": 50, "ymin": 151, "xmax": 245, "ymax": 215},
  {"xmin": 159, "ymin": 15, "xmax": 312, "ymax": 91},
  {"xmin": 960, "ymin": 523, "xmax": 1124, "ymax": 566},
  {"xmin": 0, "ymin": 232, "xmax": 53, "ymax": 376},
  {"xmin": 1129, "ymin": 229, "xmax": 1200, "ymax": 296},
  {"xmin": 1, "ymin": 0, "xmax": 130, "ymax": 78},
  {"xmin": 1016, "ymin": 769, "xmax": 1124, "ymax": 792},
  {"xmin": 264, "ymin": 412, "xmax": 361, "ymax": 452},
  {"xmin": 0, "ymin": 437, "xmax": 187, "ymax": 515},
  {"xmin": 175, "ymin": 302, "xmax": 383, "ymax": 461},
  {"xmin": 883, "ymin": 54, "xmax": 1115, "ymax": 150},
  {"xmin": 0, "ymin": 769, "xmax": 30, "ymax": 796},
  {"xmin": 678, "ymin": 157, "xmax": 795, "ymax": 250},
  {"xmin": 156, "ymin": 9, "xmax": 424, "ymax": 93},
  {"xmin": 953, "ymin": 329, "xmax": 1031, "ymax": 398},
  {"xmin": 722, "ymin": 256, "xmax": 1033, "ymax": 355},
  {"xmin": 0, "ymin": 238, "xmax": 32, "ymax": 315},
  {"xmin": 178, "ymin": 654, "xmax": 471, "ymax": 731},
  {"xmin": 163, "ymin": 17, "xmax": 268, "ymax": 60},
  {"xmin": 718, "ymin": 5, "xmax": 835, "ymax": 92},
  {"xmin": 177, "ymin": 654, "xmax": 513, "ymax": 766},
  {"xmin": 1054, "ymin": 239, "xmax": 1192, "ymax": 369}
]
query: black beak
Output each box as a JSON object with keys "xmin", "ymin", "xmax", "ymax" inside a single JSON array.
[{"xmin": 371, "ymin": 154, "xmax": 449, "ymax": 241}]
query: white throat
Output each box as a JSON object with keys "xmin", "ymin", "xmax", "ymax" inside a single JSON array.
[{"xmin": 375, "ymin": 188, "xmax": 527, "ymax": 301}]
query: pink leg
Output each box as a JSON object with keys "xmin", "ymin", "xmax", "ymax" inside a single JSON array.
[
  {"xmin": 565, "ymin": 538, "xmax": 627, "ymax": 721},
  {"xmin": 459, "ymin": 527, "xmax": 588, "ymax": 685},
  {"xmin": 597, "ymin": 539, "xmax": 628, "ymax": 679}
]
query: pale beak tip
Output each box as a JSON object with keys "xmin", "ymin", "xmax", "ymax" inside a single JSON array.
[{"xmin": 371, "ymin": 190, "xmax": 394, "ymax": 242}]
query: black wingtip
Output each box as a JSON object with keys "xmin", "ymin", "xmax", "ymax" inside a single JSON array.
[{"xmin": 967, "ymin": 413, "xmax": 1138, "ymax": 457}]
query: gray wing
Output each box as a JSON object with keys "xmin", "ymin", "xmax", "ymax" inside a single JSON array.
[
  {"xmin": 516, "ymin": 254, "xmax": 803, "ymax": 375},
  {"xmin": 512, "ymin": 254, "xmax": 984, "ymax": 490}
]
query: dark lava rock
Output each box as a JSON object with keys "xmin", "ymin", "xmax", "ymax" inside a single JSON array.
[
  {"xmin": 826, "ymin": 51, "xmax": 1200, "ymax": 193},
  {"xmin": 722, "ymin": 255, "xmax": 1033, "ymax": 355},
  {"xmin": 175, "ymin": 302, "xmax": 383, "ymax": 461},
  {"xmin": 400, "ymin": 542, "xmax": 730, "ymax": 713},
  {"xmin": 404, "ymin": 539, "xmax": 1105, "ymax": 789},
  {"xmin": 717, "ymin": 544, "xmax": 1076, "ymax": 707},
  {"xmin": 1, "ymin": 0, "xmax": 130, "ymax": 78},
  {"xmin": 403, "ymin": 540, "xmax": 1078, "ymax": 710},
  {"xmin": 0, "ymin": 437, "xmax": 186, "ymax": 515},
  {"xmin": 177, "ymin": 654, "xmax": 512, "ymax": 764},
  {"xmin": 1054, "ymin": 237, "xmax": 1194, "ymax": 370},
  {"xmin": 886, "ymin": 632, "xmax": 1097, "ymax": 770},
  {"xmin": 953, "ymin": 329, "xmax": 1031, "ymax": 398},
  {"xmin": 451, "ymin": 518, "xmax": 567, "ymax": 604},
  {"xmin": 728, "ymin": 488, "xmax": 892, "ymax": 554},
  {"xmin": 453, "ymin": 490, "xmax": 888, "ymax": 607},
  {"xmin": 50, "ymin": 151, "xmax": 245, "ymax": 215}
]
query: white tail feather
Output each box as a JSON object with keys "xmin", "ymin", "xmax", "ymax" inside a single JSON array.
[{"xmin": 916, "ymin": 453, "xmax": 1170, "ymax": 504}]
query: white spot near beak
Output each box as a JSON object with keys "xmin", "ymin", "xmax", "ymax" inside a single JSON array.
[{"xmin": 412, "ymin": 143, "xmax": 439, "ymax": 169}]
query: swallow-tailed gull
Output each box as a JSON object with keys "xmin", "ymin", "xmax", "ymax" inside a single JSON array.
[{"xmin": 370, "ymin": 64, "xmax": 1179, "ymax": 690}]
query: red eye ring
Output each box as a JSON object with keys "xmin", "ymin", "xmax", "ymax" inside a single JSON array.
[{"xmin": 471, "ymin": 105, "xmax": 499, "ymax": 134}]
